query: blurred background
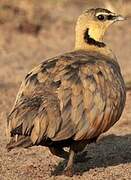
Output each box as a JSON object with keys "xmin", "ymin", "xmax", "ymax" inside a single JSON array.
[
  {"xmin": 0, "ymin": 1, "xmax": 131, "ymax": 180},
  {"xmin": 0, "ymin": 0, "xmax": 130, "ymax": 109}
]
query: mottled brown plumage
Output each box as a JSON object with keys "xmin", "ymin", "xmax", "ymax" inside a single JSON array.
[{"xmin": 6, "ymin": 8, "xmax": 126, "ymax": 176}]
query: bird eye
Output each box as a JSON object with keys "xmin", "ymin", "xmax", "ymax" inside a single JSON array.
[{"xmin": 97, "ymin": 15, "xmax": 105, "ymax": 21}]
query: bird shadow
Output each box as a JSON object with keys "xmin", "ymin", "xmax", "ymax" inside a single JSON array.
[{"xmin": 51, "ymin": 134, "xmax": 131, "ymax": 176}]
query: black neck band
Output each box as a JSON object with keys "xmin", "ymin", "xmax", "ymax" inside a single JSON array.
[{"xmin": 84, "ymin": 28, "xmax": 106, "ymax": 48}]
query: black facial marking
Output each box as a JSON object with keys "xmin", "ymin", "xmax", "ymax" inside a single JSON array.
[
  {"xmin": 96, "ymin": 13, "xmax": 116, "ymax": 22},
  {"xmin": 84, "ymin": 28, "xmax": 106, "ymax": 48},
  {"xmin": 107, "ymin": 15, "xmax": 116, "ymax": 20}
]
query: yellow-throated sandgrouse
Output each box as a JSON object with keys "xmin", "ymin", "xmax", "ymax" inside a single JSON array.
[{"xmin": 7, "ymin": 8, "xmax": 126, "ymax": 176}]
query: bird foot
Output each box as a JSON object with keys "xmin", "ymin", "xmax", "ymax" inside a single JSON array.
[{"xmin": 64, "ymin": 167, "xmax": 73, "ymax": 177}]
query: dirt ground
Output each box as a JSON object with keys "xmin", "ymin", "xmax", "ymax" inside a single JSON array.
[{"xmin": 0, "ymin": 0, "xmax": 131, "ymax": 179}]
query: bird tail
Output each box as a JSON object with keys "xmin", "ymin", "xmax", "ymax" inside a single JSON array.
[{"xmin": 6, "ymin": 135, "xmax": 33, "ymax": 151}]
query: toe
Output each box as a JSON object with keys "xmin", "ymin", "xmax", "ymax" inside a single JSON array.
[{"xmin": 64, "ymin": 167, "xmax": 73, "ymax": 177}]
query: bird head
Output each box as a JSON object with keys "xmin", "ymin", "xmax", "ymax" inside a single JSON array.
[{"xmin": 75, "ymin": 8, "xmax": 125, "ymax": 49}]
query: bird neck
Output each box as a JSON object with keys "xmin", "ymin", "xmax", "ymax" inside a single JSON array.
[{"xmin": 75, "ymin": 27, "xmax": 115, "ymax": 59}]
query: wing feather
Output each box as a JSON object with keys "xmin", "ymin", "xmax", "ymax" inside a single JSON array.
[{"xmin": 7, "ymin": 51, "xmax": 126, "ymax": 146}]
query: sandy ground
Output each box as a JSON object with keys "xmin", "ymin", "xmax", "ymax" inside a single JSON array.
[{"xmin": 0, "ymin": 0, "xmax": 131, "ymax": 179}]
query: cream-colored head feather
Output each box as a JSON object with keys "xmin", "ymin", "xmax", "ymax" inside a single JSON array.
[{"xmin": 75, "ymin": 8, "xmax": 125, "ymax": 56}]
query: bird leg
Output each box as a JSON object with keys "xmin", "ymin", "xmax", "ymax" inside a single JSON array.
[
  {"xmin": 64, "ymin": 148, "xmax": 75, "ymax": 177},
  {"xmin": 73, "ymin": 138, "xmax": 97, "ymax": 163},
  {"xmin": 49, "ymin": 146, "xmax": 69, "ymax": 159}
]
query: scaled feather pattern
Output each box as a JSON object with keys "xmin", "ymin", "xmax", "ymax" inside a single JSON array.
[{"xmin": 7, "ymin": 50, "xmax": 126, "ymax": 147}]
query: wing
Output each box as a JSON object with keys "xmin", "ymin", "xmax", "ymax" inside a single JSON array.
[
  {"xmin": 7, "ymin": 55, "xmax": 77, "ymax": 144},
  {"xmin": 54, "ymin": 53, "xmax": 125, "ymax": 141},
  {"xmin": 7, "ymin": 57, "xmax": 62, "ymax": 144},
  {"xmin": 72, "ymin": 57, "xmax": 126, "ymax": 140},
  {"xmin": 7, "ymin": 51, "xmax": 126, "ymax": 145}
]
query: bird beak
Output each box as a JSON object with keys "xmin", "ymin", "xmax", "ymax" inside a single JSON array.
[{"xmin": 115, "ymin": 15, "xmax": 126, "ymax": 21}]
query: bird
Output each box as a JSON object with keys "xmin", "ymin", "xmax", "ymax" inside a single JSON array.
[{"xmin": 6, "ymin": 8, "xmax": 126, "ymax": 176}]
